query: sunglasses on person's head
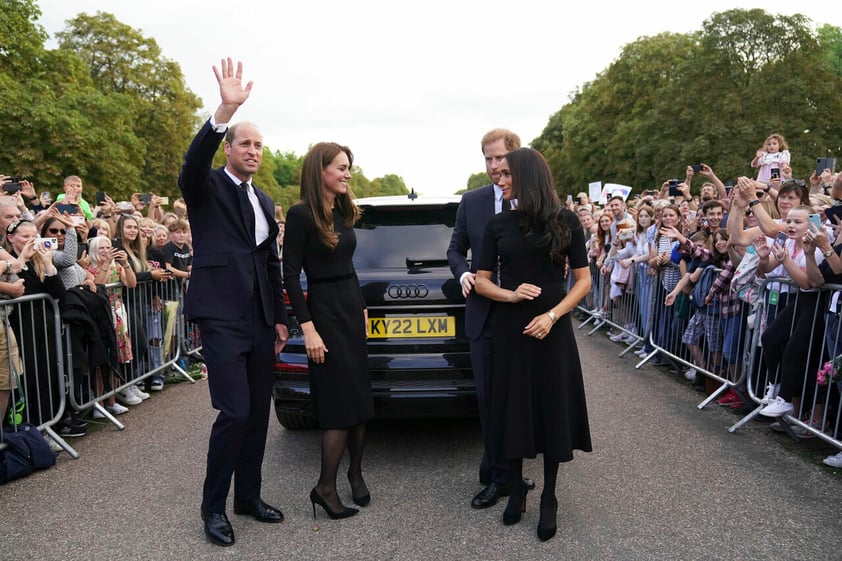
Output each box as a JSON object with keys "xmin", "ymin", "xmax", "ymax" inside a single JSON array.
[{"xmin": 781, "ymin": 179, "xmax": 807, "ymax": 190}]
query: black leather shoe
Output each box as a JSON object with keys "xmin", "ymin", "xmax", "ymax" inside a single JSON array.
[
  {"xmin": 523, "ymin": 477, "xmax": 536, "ymax": 490},
  {"xmin": 233, "ymin": 498, "xmax": 284, "ymax": 523},
  {"xmin": 471, "ymin": 482, "xmax": 511, "ymax": 509},
  {"xmin": 201, "ymin": 510, "xmax": 235, "ymax": 546}
]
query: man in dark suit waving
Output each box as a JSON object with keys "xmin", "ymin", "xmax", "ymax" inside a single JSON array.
[
  {"xmin": 448, "ymin": 129, "xmax": 532, "ymax": 510},
  {"xmin": 179, "ymin": 58, "xmax": 288, "ymax": 547}
]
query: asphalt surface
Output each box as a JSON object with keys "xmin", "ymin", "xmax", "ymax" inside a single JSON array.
[{"xmin": 1, "ymin": 330, "xmax": 840, "ymax": 561}]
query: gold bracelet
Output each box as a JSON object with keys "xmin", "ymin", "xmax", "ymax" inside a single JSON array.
[{"xmin": 546, "ymin": 310, "xmax": 557, "ymax": 324}]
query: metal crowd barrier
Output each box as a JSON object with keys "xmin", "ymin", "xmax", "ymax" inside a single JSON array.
[
  {"xmin": 578, "ymin": 260, "xmax": 842, "ymax": 453},
  {"xmin": 2, "ymin": 277, "xmax": 199, "ymax": 462},
  {"xmin": 0, "ymin": 293, "xmax": 72, "ymax": 457},
  {"xmin": 66, "ymin": 277, "xmax": 196, "ymax": 431}
]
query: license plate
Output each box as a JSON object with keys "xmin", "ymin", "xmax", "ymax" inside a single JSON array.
[{"xmin": 368, "ymin": 316, "xmax": 455, "ymax": 338}]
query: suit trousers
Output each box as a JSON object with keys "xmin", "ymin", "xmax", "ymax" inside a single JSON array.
[
  {"xmin": 199, "ymin": 296, "xmax": 276, "ymax": 513},
  {"xmin": 471, "ymin": 313, "xmax": 510, "ymax": 484}
]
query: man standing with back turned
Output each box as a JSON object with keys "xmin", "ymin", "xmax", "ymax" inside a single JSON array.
[
  {"xmin": 178, "ymin": 58, "xmax": 288, "ymax": 547},
  {"xmin": 448, "ymin": 129, "xmax": 533, "ymax": 510}
]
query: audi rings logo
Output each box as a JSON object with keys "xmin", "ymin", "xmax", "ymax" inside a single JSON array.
[{"xmin": 387, "ymin": 284, "xmax": 429, "ymax": 299}]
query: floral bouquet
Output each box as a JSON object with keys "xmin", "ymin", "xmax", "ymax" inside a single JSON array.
[{"xmin": 817, "ymin": 356, "xmax": 842, "ymax": 386}]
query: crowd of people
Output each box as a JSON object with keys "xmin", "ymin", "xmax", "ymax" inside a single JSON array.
[
  {"xmin": 0, "ymin": 171, "xmax": 287, "ymax": 446},
  {"xmin": 574, "ymin": 134, "xmax": 842, "ymax": 469},
  {"xmin": 3, "ymin": 58, "xmax": 840, "ymax": 549}
]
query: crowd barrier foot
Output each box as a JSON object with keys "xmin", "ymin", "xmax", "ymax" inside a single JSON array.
[
  {"xmin": 91, "ymin": 402, "xmax": 126, "ymax": 431},
  {"xmin": 587, "ymin": 319, "xmax": 606, "ymax": 336},
  {"xmin": 618, "ymin": 339, "xmax": 641, "ymax": 357},
  {"xmin": 43, "ymin": 425, "xmax": 80, "ymax": 459},
  {"xmin": 170, "ymin": 360, "xmax": 195, "ymax": 384},
  {"xmin": 728, "ymin": 404, "xmax": 766, "ymax": 433},
  {"xmin": 697, "ymin": 382, "xmax": 730, "ymax": 410},
  {"xmin": 635, "ymin": 349, "xmax": 658, "ymax": 369}
]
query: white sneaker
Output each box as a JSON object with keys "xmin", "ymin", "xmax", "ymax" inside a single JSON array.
[
  {"xmin": 634, "ymin": 349, "xmax": 648, "ymax": 357},
  {"xmin": 609, "ymin": 332, "xmax": 626, "ymax": 342},
  {"xmin": 684, "ymin": 368, "xmax": 697, "ymax": 382},
  {"xmin": 131, "ymin": 385, "xmax": 150, "ymax": 401},
  {"xmin": 106, "ymin": 402, "xmax": 129, "ymax": 415},
  {"xmin": 823, "ymin": 451, "xmax": 842, "ymax": 468},
  {"xmin": 116, "ymin": 388, "xmax": 142, "ymax": 406},
  {"xmin": 760, "ymin": 383, "xmax": 780, "ymax": 405},
  {"xmin": 759, "ymin": 396, "xmax": 794, "ymax": 417}
]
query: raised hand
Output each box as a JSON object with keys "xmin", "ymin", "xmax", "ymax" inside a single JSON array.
[{"xmin": 213, "ymin": 58, "xmax": 253, "ymax": 109}]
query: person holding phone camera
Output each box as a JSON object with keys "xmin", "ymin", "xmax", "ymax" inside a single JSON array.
[
  {"xmin": 86, "ymin": 235, "xmax": 138, "ymax": 414},
  {"xmin": 755, "ymin": 205, "xmax": 826, "ymax": 420},
  {"xmin": 54, "ymin": 176, "xmax": 94, "ymax": 221},
  {"xmin": 4, "ymin": 220, "xmax": 66, "ymax": 426}
]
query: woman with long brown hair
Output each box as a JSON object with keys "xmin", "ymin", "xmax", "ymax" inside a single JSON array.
[
  {"xmin": 283, "ymin": 142, "xmax": 372, "ymax": 520},
  {"xmin": 475, "ymin": 148, "xmax": 592, "ymax": 542}
]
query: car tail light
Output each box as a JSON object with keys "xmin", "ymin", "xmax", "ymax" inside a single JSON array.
[{"xmin": 275, "ymin": 360, "xmax": 309, "ymax": 374}]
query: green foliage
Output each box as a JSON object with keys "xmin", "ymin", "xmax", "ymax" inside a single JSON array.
[
  {"xmin": 457, "ymin": 172, "xmax": 490, "ymax": 194},
  {"xmin": 0, "ymin": 2, "xmax": 201, "ymax": 202},
  {"xmin": 369, "ymin": 174, "xmax": 409, "ymax": 196},
  {"xmin": 818, "ymin": 24, "xmax": 842, "ymax": 76},
  {"xmin": 56, "ymin": 11, "xmax": 201, "ymax": 200},
  {"xmin": 532, "ymin": 9, "xmax": 842, "ymax": 196}
]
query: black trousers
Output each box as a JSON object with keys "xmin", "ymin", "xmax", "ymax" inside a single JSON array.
[
  {"xmin": 470, "ymin": 312, "xmax": 510, "ymax": 484},
  {"xmin": 198, "ymin": 297, "xmax": 275, "ymax": 514},
  {"xmin": 761, "ymin": 291, "xmax": 825, "ymax": 403}
]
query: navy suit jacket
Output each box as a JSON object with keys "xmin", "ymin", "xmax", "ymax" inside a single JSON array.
[
  {"xmin": 447, "ymin": 184, "xmax": 497, "ymax": 340},
  {"xmin": 178, "ymin": 120, "xmax": 287, "ymax": 327}
]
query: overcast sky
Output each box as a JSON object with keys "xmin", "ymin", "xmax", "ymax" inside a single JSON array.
[{"xmin": 37, "ymin": 0, "xmax": 835, "ymax": 196}]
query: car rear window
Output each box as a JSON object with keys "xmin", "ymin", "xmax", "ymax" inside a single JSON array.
[{"xmin": 354, "ymin": 204, "xmax": 459, "ymax": 269}]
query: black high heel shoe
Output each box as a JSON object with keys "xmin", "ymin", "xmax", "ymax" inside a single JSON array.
[
  {"xmin": 309, "ymin": 488, "xmax": 359, "ymax": 520},
  {"xmin": 537, "ymin": 523, "xmax": 557, "ymax": 542},
  {"xmin": 537, "ymin": 495, "xmax": 558, "ymax": 541},
  {"xmin": 502, "ymin": 485, "xmax": 529, "ymax": 526},
  {"xmin": 347, "ymin": 470, "xmax": 371, "ymax": 507}
]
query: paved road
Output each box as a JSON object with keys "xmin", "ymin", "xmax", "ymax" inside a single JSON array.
[{"xmin": 1, "ymin": 331, "xmax": 840, "ymax": 561}]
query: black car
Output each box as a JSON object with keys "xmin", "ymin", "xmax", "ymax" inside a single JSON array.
[{"xmin": 273, "ymin": 194, "xmax": 476, "ymax": 429}]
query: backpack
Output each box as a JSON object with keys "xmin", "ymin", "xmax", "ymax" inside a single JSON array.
[
  {"xmin": 691, "ymin": 265, "xmax": 719, "ymax": 310},
  {"xmin": 730, "ymin": 247, "xmax": 762, "ymax": 305},
  {"xmin": 0, "ymin": 423, "xmax": 57, "ymax": 485}
]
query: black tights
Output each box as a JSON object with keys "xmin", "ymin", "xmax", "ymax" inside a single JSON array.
[
  {"xmin": 504, "ymin": 457, "xmax": 560, "ymax": 530},
  {"xmin": 316, "ymin": 423, "xmax": 368, "ymax": 510}
]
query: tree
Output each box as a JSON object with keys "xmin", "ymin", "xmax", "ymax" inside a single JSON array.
[
  {"xmin": 370, "ymin": 174, "xmax": 409, "ymax": 196},
  {"xmin": 56, "ymin": 11, "xmax": 201, "ymax": 200},
  {"xmin": 532, "ymin": 9, "xmax": 842, "ymax": 195}
]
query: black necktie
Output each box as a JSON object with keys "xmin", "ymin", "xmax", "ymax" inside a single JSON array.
[
  {"xmin": 502, "ymin": 198, "xmax": 511, "ymax": 212},
  {"xmin": 238, "ymin": 182, "xmax": 256, "ymax": 238}
]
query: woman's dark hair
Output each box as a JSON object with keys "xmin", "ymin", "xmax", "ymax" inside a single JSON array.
[
  {"xmin": 777, "ymin": 179, "xmax": 810, "ymax": 206},
  {"xmin": 39, "ymin": 217, "xmax": 61, "ymax": 237},
  {"xmin": 298, "ymin": 142, "xmax": 360, "ymax": 251},
  {"xmin": 505, "ymin": 148, "xmax": 571, "ymax": 262}
]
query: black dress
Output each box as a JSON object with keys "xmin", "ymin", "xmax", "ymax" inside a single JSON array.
[
  {"xmin": 477, "ymin": 208, "xmax": 592, "ymax": 463},
  {"xmin": 283, "ymin": 203, "xmax": 373, "ymax": 429}
]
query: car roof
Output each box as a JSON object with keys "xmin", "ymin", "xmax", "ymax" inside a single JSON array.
[{"xmin": 354, "ymin": 194, "xmax": 463, "ymax": 207}]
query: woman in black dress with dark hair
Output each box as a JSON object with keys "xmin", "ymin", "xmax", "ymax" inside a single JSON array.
[
  {"xmin": 475, "ymin": 148, "xmax": 592, "ymax": 542},
  {"xmin": 283, "ymin": 142, "xmax": 373, "ymax": 520}
]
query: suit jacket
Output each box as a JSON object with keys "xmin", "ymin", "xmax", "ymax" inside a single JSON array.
[
  {"xmin": 178, "ymin": 120, "xmax": 287, "ymax": 327},
  {"xmin": 447, "ymin": 184, "xmax": 497, "ymax": 340}
]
